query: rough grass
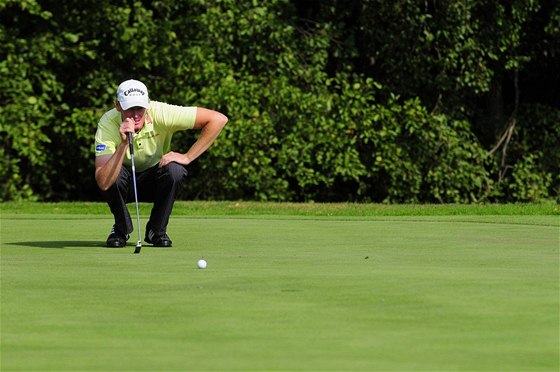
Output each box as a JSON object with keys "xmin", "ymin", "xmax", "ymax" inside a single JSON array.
[{"xmin": 2, "ymin": 200, "xmax": 559, "ymax": 216}]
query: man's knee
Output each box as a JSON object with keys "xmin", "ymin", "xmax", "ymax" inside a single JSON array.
[{"xmin": 164, "ymin": 162, "xmax": 188, "ymax": 183}]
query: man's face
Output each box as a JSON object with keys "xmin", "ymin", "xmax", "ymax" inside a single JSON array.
[{"xmin": 116, "ymin": 102, "xmax": 147, "ymax": 132}]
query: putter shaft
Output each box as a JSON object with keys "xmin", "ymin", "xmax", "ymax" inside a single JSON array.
[{"xmin": 128, "ymin": 132, "xmax": 142, "ymax": 254}]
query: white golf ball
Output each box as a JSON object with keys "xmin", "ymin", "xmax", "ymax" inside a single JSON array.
[{"xmin": 197, "ymin": 259, "xmax": 207, "ymax": 269}]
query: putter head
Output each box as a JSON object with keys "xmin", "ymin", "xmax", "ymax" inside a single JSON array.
[{"xmin": 134, "ymin": 241, "xmax": 142, "ymax": 254}]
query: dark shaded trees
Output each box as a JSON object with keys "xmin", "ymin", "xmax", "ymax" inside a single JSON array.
[{"xmin": 1, "ymin": 0, "xmax": 558, "ymax": 202}]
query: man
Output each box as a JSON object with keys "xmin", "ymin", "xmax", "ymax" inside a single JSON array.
[{"xmin": 94, "ymin": 79, "xmax": 228, "ymax": 247}]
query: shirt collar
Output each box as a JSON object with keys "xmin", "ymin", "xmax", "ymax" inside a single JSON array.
[{"xmin": 140, "ymin": 113, "xmax": 154, "ymax": 133}]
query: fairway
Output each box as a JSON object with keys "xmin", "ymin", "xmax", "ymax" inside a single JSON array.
[{"xmin": 1, "ymin": 205, "xmax": 558, "ymax": 371}]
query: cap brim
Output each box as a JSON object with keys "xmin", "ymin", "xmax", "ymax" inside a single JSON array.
[{"xmin": 120, "ymin": 99, "xmax": 149, "ymax": 110}]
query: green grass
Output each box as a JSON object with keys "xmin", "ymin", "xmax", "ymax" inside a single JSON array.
[
  {"xmin": 1, "ymin": 202, "xmax": 558, "ymax": 371},
  {"xmin": 2, "ymin": 200, "xmax": 560, "ymax": 216}
]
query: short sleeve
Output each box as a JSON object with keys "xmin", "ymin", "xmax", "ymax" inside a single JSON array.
[
  {"xmin": 150, "ymin": 101, "xmax": 197, "ymax": 132},
  {"xmin": 95, "ymin": 110, "xmax": 121, "ymax": 157}
]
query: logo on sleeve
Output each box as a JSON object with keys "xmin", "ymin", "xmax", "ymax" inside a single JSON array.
[{"xmin": 96, "ymin": 144, "xmax": 107, "ymax": 152}]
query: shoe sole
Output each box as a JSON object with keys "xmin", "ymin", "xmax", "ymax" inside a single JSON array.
[
  {"xmin": 106, "ymin": 241, "xmax": 126, "ymax": 248},
  {"xmin": 145, "ymin": 240, "xmax": 172, "ymax": 248},
  {"xmin": 144, "ymin": 237, "xmax": 172, "ymax": 247}
]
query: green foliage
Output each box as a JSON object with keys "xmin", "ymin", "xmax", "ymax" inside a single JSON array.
[
  {"xmin": 354, "ymin": 89, "xmax": 490, "ymax": 203},
  {"xmin": 0, "ymin": 0, "xmax": 62, "ymax": 200},
  {"xmin": 506, "ymin": 153, "xmax": 553, "ymax": 202},
  {"xmin": 316, "ymin": 0, "xmax": 543, "ymax": 111},
  {"xmin": 497, "ymin": 104, "xmax": 560, "ymax": 202},
  {"xmin": 0, "ymin": 0, "xmax": 557, "ymax": 202},
  {"xmin": 179, "ymin": 68, "xmax": 491, "ymax": 202}
]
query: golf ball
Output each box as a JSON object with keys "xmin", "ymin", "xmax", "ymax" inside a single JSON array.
[{"xmin": 197, "ymin": 259, "xmax": 207, "ymax": 269}]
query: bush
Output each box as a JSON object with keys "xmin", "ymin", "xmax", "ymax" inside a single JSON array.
[{"xmin": 0, "ymin": 0, "xmax": 557, "ymax": 203}]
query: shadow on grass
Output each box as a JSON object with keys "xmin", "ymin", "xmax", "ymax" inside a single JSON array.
[{"xmin": 8, "ymin": 241, "xmax": 109, "ymax": 249}]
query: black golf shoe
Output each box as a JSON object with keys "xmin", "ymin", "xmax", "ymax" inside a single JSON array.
[
  {"xmin": 106, "ymin": 225, "xmax": 129, "ymax": 248},
  {"xmin": 145, "ymin": 229, "xmax": 172, "ymax": 247}
]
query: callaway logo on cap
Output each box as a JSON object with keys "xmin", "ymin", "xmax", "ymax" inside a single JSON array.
[{"xmin": 116, "ymin": 79, "xmax": 150, "ymax": 110}]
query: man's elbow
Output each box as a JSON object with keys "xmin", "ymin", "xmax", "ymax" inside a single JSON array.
[
  {"xmin": 96, "ymin": 178, "xmax": 110, "ymax": 192},
  {"xmin": 98, "ymin": 182, "xmax": 110, "ymax": 192},
  {"xmin": 95, "ymin": 172, "xmax": 111, "ymax": 192},
  {"xmin": 217, "ymin": 113, "xmax": 228, "ymax": 128}
]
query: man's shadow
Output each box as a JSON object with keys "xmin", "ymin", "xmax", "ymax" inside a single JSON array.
[{"xmin": 8, "ymin": 241, "xmax": 108, "ymax": 249}]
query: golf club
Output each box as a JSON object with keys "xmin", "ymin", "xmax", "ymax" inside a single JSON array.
[{"xmin": 127, "ymin": 132, "xmax": 142, "ymax": 254}]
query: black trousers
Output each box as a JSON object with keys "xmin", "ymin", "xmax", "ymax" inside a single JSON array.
[{"xmin": 100, "ymin": 162, "xmax": 187, "ymax": 237}]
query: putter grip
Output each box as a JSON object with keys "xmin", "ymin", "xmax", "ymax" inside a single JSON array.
[{"xmin": 127, "ymin": 132, "xmax": 134, "ymax": 155}]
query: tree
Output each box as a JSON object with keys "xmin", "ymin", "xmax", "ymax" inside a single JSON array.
[{"xmin": 0, "ymin": 0, "xmax": 557, "ymax": 202}]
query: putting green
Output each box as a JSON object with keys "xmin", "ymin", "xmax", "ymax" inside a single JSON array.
[{"xmin": 1, "ymin": 207, "xmax": 558, "ymax": 371}]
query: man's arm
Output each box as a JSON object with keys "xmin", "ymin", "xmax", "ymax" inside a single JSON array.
[
  {"xmin": 95, "ymin": 118, "xmax": 135, "ymax": 191},
  {"xmin": 95, "ymin": 144, "xmax": 128, "ymax": 191},
  {"xmin": 158, "ymin": 107, "xmax": 228, "ymax": 167}
]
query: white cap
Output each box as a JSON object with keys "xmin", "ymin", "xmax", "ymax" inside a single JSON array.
[{"xmin": 116, "ymin": 79, "xmax": 149, "ymax": 110}]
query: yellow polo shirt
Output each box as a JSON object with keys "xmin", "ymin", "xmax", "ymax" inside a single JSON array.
[{"xmin": 95, "ymin": 101, "xmax": 197, "ymax": 172}]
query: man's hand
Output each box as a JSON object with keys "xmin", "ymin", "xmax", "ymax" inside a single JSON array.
[
  {"xmin": 157, "ymin": 108, "xmax": 228, "ymax": 169},
  {"xmin": 159, "ymin": 151, "xmax": 191, "ymax": 167},
  {"xmin": 119, "ymin": 118, "xmax": 135, "ymax": 142}
]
